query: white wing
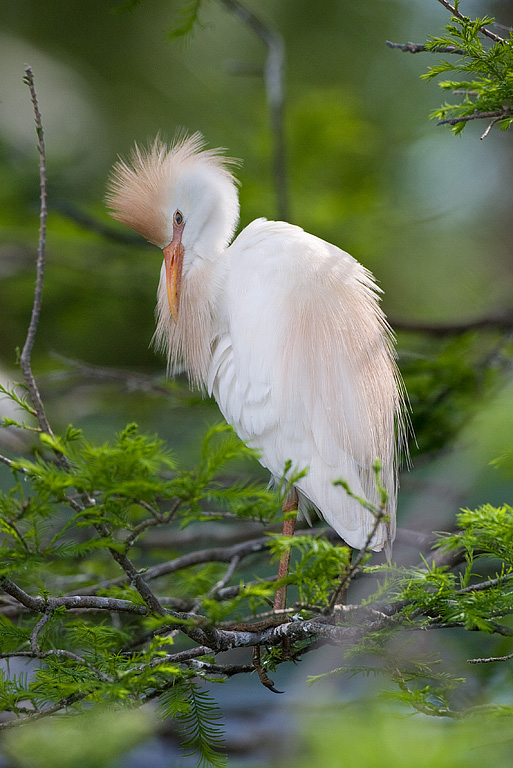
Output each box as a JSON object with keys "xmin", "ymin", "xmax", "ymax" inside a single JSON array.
[{"xmin": 208, "ymin": 219, "xmax": 402, "ymax": 551}]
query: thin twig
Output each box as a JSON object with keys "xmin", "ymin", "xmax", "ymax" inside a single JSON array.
[
  {"xmin": 122, "ymin": 499, "xmax": 182, "ymax": 550},
  {"xmin": 19, "ymin": 70, "xmax": 164, "ymax": 617},
  {"xmin": 141, "ymin": 646, "xmax": 212, "ymax": 670},
  {"xmin": 329, "ymin": 501, "xmax": 387, "ymax": 609},
  {"xmin": 386, "ymin": 41, "xmax": 466, "ymax": 55},
  {"xmin": 73, "ymin": 534, "xmax": 274, "ymax": 595},
  {"xmin": 480, "ymin": 116, "xmax": 504, "ymax": 140},
  {"xmin": 437, "ymin": 109, "xmax": 513, "ymax": 127},
  {"xmin": 19, "ymin": 67, "xmax": 53, "ymax": 438},
  {"xmin": 30, "ymin": 611, "xmax": 53, "ymax": 652},
  {"xmin": 217, "ymin": 0, "xmax": 288, "ymax": 220},
  {"xmin": 392, "ymin": 312, "xmax": 513, "ymax": 336},
  {"xmin": 50, "ymin": 200, "xmax": 149, "ymax": 245},
  {"xmin": 456, "ymin": 573, "xmax": 513, "ymax": 595},
  {"xmin": 49, "ymin": 353, "xmax": 175, "ymax": 397},
  {"xmin": 0, "ymin": 693, "xmax": 86, "ymax": 730},
  {"xmin": 435, "ymin": 0, "xmax": 505, "ymax": 44},
  {"xmin": 0, "ymin": 648, "xmax": 114, "ymax": 683},
  {"xmin": 205, "ymin": 554, "xmax": 242, "ymax": 600},
  {"xmin": 0, "ymin": 453, "xmax": 23, "ymax": 471},
  {"xmin": 94, "ymin": 520, "xmax": 166, "ymax": 615},
  {"xmin": 0, "ymin": 576, "xmax": 149, "ymax": 615},
  {"xmin": 468, "ymin": 651, "xmax": 513, "ymax": 664}
]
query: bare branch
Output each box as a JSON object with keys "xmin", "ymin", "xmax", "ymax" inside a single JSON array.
[
  {"xmin": 0, "ymin": 453, "xmax": 20, "ymax": 470},
  {"xmin": 0, "ymin": 576, "xmax": 149, "ymax": 615},
  {"xmin": 480, "ymin": 116, "xmax": 506, "ymax": 140},
  {"xmin": 49, "ymin": 354, "xmax": 175, "ymax": 397},
  {"xmin": 93, "ymin": 522, "xmax": 166, "ymax": 615},
  {"xmin": 468, "ymin": 651, "xmax": 513, "ymax": 664},
  {"xmin": 386, "ymin": 41, "xmax": 466, "ymax": 55},
  {"xmin": 217, "ymin": 0, "xmax": 288, "ymax": 220},
  {"xmin": 19, "ymin": 67, "xmax": 53, "ymax": 438},
  {"xmin": 30, "ymin": 611, "xmax": 53, "ymax": 652},
  {"xmin": 0, "ymin": 576, "xmax": 46, "ymax": 611},
  {"xmin": 11, "ymin": 73, "xmax": 166, "ymax": 626},
  {"xmin": 205, "ymin": 554, "xmax": 242, "ymax": 600},
  {"xmin": 73, "ymin": 534, "xmax": 274, "ymax": 595},
  {"xmin": 122, "ymin": 499, "xmax": 181, "ymax": 550},
  {"xmin": 50, "ymin": 200, "xmax": 149, "ymax": 245},
  {"xmin": 143, "ymin": 646, "xmax": 212, "ymax": 670},
  {"xmin": 392, "ymin": 312, "xmax": 513, "ymax": 336},
  {"xmin": 437, "ymin": 109, "xmax": 513, "ymax": 127}
]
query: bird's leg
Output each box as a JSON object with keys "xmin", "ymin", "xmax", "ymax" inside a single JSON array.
[
  {"xmin": 273, "ymin": 490, "xmax": 298, "ymax": 613},
  {"xmin": 329, "ymin": 544, "xmax": 353, "ymax": 608}
]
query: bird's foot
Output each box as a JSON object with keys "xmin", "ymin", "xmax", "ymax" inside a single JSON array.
[{"xmin": 252, "ymin": 645, "xmax": 284, "ymax": 694}]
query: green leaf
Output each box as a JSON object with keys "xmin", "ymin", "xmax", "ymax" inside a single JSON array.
[{"xmin": 167, "ymin": 0, "xmax": 203, "ymax": 40}]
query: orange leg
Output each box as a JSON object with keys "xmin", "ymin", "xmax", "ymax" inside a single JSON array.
[{"xmin": 273, "ymin": 491, "xmax": 298, "ymax": 612}]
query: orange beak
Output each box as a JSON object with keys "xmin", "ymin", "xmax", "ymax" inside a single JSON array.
[{"xmin": 163, "ymin": 235, "xmax": 184, "ymax": 322}]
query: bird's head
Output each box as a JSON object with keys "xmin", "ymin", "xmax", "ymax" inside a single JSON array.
[{"xmin": 106, "ymin": 132, "xmax": 240, "ymax": 320}]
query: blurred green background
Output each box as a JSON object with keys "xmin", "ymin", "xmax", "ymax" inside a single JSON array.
[
  {"xmin": 1, "ymin": 0, "xmax": 513, "ymax": 765},
  {"xmin": 1, "ymin": 0, "xmax": 513, "ymax": 523}
]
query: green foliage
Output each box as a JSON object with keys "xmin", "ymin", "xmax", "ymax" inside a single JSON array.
[
  {"xmin": 0, "ymin": 413, "xmax": 281, "ymax": 766},
  {"xmin": 303, "ymin": 501, "xmax": 513, "ymax": 718},
  {"xmin": 168, "ymin": 0, "xmax": 204, "ymax": 40},
  {"xmin": 160, "ymin": 679, "xmax": 227, "ymax": 768},
  {"xmin": 268, "ymin": 533, "xmax": 351, "ymax": 607},
  {"xmin": 400, "ymin": 333, "xmax": 498, "ymax": 454},
  {"xmin": 3, "ymin": 4, "xmax": 513, "ymax": 765},
  {"xmin": 288, "ymin": 702, "xmax": 513, "ymax": 768},
  {"xmin": 2, "ymin": 707, "xmax": 154, "ymax": 768},
  {"xmin": 4, "ymin": 400, "xmax": 513, "ymax": 760},
  {"xmin": 421, "ymin": 6, "xmax": 513, "ymax": 134}
]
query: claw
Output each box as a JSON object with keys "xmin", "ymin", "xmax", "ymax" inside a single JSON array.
[{"xmin": 252, "ymin": 646, "xmax": 284, "ymax": 694}]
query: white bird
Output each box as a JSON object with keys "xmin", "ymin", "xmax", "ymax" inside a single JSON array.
[{"xmin": 106, "ymin": 133, "xmax": 406, "ymax": 585}]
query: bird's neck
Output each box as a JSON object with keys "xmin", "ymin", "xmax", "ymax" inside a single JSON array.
[{"xmin": 154, "ymin": 252, "xmax": 226, "ymax": 388}]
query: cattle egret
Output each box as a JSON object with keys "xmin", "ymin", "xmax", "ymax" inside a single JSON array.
[{"xmin": 107, "ymin": 133, "xmax": 406, "ymax": 608}]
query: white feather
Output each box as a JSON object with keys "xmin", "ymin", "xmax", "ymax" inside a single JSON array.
[{"xmin": 107, "ymin": 135, "xmax": 406, "ymax": 553}]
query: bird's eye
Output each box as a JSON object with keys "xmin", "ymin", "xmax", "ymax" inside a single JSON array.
[{"xmin": 174, "ymin": 210, "xmax": 184, "ymax": 226}]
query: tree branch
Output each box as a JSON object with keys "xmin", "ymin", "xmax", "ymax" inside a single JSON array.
[
  {"xmin": 0, "ymin": 576, "xmax": 149, "ymax": 615},
  {"xmin": 392, "ymin": 312, "xmax": 513, "ymax": 336},
  {"xmin": 50, "ymin": 200, "xmax": 149, "ymax": 245},
  {"xmin": 0, "ymin": 693, "xmax": 86, "ymax": 731},
  {"xmin": 330, "ymin": 490, "xmax": 387, "ymax": 609},
  {"xmin": 72, "ymin": 534, "xmax": 274, "ymax": 595},
  {"xmin": 386, "ymin": 41, "xmax": 466, "ymax": 55},
  {"xmin": 217, "ymin": 0, "xmax": 288, "ymax": 220},
  {"xmin": 49, "ymin": 354, "xmax": 175, "ymax": 397},
  {"xmin": 0, "ymin": 648, "xmax": 114, "ymax": 683},
  {"xmin": 468, "ymin": 651, "xmax": 513, "ymax": 664},
  {"xmin": 437, "ymin": 109, "xmax": 513, "ymax": 127},
  {"xmin": 435, "ymin": 0, "xmax": 505, "ymax": 44},
  {"xmin": 19, "ymin": 67, "xmax": 53, "ymax": 438}
]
